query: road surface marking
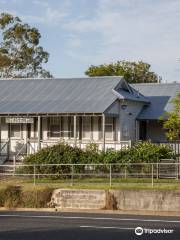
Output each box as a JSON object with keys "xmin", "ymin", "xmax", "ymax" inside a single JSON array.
[
  {"xmin": 0, "ymin": 214, "xmax": 180, "ymax": 223},
  {"xmin": 80, "ymin": 225, "xmax": 134, "ymax": 230}
]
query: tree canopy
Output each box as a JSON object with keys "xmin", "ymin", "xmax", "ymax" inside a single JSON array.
[
  {"xmin": 85, "ymin": 60, "xmax": 159, "ymax": 83},
  {"xmin": 163, "ymin": 93, "xmax": 180, "ymax": 140},
  {"xmin": 0, "ymin": 13, "xmax": 52, "ymax": 78}
]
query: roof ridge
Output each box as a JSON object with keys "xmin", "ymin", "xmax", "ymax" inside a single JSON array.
[
  {"xmin": 0, "ymin": 76, "xmax": 123, "ymax": 81},
  {"xmin": 131, "ymin": 82, "xmax": 180, "ymax": 85}
]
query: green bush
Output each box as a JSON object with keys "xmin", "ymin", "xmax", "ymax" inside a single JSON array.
[
  {"xmin": 23, "ymin": 143, "xmax": 87, "ymax": 177},
  {"xmin": 22, "ymin": 141, "xmax": 173, "ymax": 176},
  {"xmin": 121, "ymin": 141, "xmax": 173, "ymax": 163}
]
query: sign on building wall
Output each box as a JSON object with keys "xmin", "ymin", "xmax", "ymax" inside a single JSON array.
[{"xmin": 5, "ymin": 117, "xmax": 34, "ymax": 124}]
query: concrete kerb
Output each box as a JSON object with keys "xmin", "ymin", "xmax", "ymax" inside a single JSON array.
[{"xmin": 0, "ymin": 207, "xmax": 180, "ymax": 217}]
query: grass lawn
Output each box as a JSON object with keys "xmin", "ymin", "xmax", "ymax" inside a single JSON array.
[{"xmin": 0, "ymin": 176, "xmax": 180, "ymax": 191}]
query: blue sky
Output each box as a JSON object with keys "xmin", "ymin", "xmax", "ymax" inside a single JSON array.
[{"xmin": 0, "ymin": 0, "xmax": 180, "ymax": 82}]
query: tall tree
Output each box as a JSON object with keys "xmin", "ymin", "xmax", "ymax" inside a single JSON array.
[
  {"xmin": 0, "ymin": 13, "xmax": 52, "ymax": 78},
  {"xmin": 163, "ymin": 93, "xmax": 180, "ymax": 140},
  {"xmin": 85, "ymin": 60, "xmax": 159, "ymax": 83}
]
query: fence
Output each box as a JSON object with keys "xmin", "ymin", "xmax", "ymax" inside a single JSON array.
[{"xmin": 0, "ymin": 162, "xmax": 180, "ymax": 188}]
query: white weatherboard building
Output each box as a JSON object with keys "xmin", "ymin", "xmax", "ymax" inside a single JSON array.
[{"xmin": 0, "ymin": 77, "xmax": 179, "ymax": 163}]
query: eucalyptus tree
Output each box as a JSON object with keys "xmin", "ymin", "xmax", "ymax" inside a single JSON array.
[{"xmin": 0, "ymin": 13, "xmax": 52, "ymax": 78}]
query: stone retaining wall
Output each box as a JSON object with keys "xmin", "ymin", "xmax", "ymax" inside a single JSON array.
[
  {"xmin": 110, "ymin": 190, "xmax": 180, "ymax": 212},
  {"xmin": 51, "ymin": 189, "xmax": 180, "ymax": 212},
  {"xmin": 51, "ymin": 189, "xmax": 106, "ymax": 209}
]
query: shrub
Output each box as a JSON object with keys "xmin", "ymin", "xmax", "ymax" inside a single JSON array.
[
  {"xmin": 85, "ymin": 143, "xmax": 99, "ymax": 153},
  {"xmin": 0, "ymin": 188, "xmax": 6, "ymax": 207},
  {"xmin": 120, "ymin": 141, "xmax": 173, "ymax": 163},
  {"xmin": 23, "ymin": 143, "xmax": 88, "ymax": 177},
  {"xmin": 20, "ymin": 188, "xmax": 52, "ymax": 208},
  {"xmin": 22, "ymin": 141, "xmax": 173, "ymax": 176},
  {"xmin": 0, "ymin": 185, "xmax": 53, "ymax": 208},
  {"xmin": 3, "ymin": 185, "xmax": 21, "ymax": 208}
]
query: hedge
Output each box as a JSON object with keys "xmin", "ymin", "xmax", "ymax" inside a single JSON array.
[{"xmin": 21, "ymin": 141, "xmax": 173, "ymax": 176}]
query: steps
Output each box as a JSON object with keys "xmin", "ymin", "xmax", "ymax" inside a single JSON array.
[
  {"xmin": 0, "ymin": 155, "xmax": 7, "ymax": 165},
  {"xmin": 0, "ymin": 155, "xmax": 24, "ymax": 174}
]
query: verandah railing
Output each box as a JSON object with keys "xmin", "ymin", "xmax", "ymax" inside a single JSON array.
[
  {"xmin": 0, "ymin": 139, "xmax": 179, "ymax": 165},
  {"xmin": 153, "ymin": 141, "xmax": 180, "ymax": 156},
  {"xmin": 0, "ymin": 139, "xmax": 131, "ymax": 162}
]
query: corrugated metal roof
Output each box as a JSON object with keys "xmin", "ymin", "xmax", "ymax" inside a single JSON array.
[
  {"xmin": 113, "ymin": 88, "xmax": 149, "ymax": 103},
  {"xmin": 1, "ymin": 77, "xmax": 177, "ymax": 117},
  {"xmin": 0, "ymin": 77, "xmax": 123, "ymax": 114},
  {"xmin": 132, "ymin": 83, "xmax": 180, "ymax": 120}
]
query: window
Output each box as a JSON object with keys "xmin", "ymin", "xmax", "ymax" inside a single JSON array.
[
  {"xmin": 49, "ymin": 117, "xmax": 60, "ymax": 138},
  {"xmin": 48, "ymin": 116, "xmax": 79, "ymax": 138},
  {"xmin": 105, "ymin": 117, "xmax": 114, "ymax": 140},
  {"xmin": 31, "ymin": 118, "xmax": 38, "ymax": 139},
  {"xmin": 48, "ymin": 116, "xmax": 75, "ymax": 139},
  {"xmin": 50, "ymin": 125, "xmax": 60, "ymax": 138},
  {"xmin": 10, "ymin": 124, "xmax": 21, "ymax": 138},
  {"xmin": 82, "ymin": 116, "xmax": 91, "ymax": 139},
  {"xmin": 98, "ymin": 116, "xmax": 102, "ymax": 140},
  {"xmin": 69, "ymin": 117, "xmax": 74, "ymax": 138},
  {"xmin": 63, "ymin": 116, "xmax": 69, "ymax": 138}
]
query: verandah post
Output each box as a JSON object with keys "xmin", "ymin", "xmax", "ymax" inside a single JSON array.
[
  {"xmin": 74, "ymin": 115, "xmax": 77, "ymax": 147},
  {"xmin": 102, "ymin": 114, "xmax": 105, "ymax": 151},
  {"xmin": 0, "ymin": 116, "xmax": 1, "ymax": 156},
  {"xmin": 38, "ymin": 116, "xmax": 41, "ymax": 150}
]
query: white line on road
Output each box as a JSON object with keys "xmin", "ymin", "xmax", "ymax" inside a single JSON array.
[
  {"xmin": 80, "ymin": 225, "xmax": 134, "ymax": 230},
  {"xmin": 0, "ymin": 214, "xmax": 180, "ymax": 223}
]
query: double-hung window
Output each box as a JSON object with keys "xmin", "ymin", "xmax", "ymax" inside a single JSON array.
[
  {"xmin": 49, "ymin": 117, "xmax": 60, "ymax": 138},
  {"xmin": 105, "ymin": 117, "xmax": 114, "ymax": 140},
  {"xmin": 82, "ymin": 116, "xmax": 91, "ymax": 139},
  {"xmin": 10, "ymin": 124, "xmax": 21, "ymax": 138}
]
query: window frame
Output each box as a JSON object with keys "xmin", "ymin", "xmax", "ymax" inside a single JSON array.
[
  {"xmin": 10, "ymin": 124, "xmax": 21, "ymax": 139},
  {"xmin": 82, "ymin": 116, "xmax": 91, "ymax": 139},
  {"xmin": 105, "ymin": 117, "xmax": 115, "ymax": 141}
]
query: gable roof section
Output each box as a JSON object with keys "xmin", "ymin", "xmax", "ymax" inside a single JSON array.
[
  {"xmin": 0, "ymin": 77, "xmax": 122, "ymax": 114},
  {"xmin": 132, "ymin": 83, "xmax": 180, "ymax": 120},
  {"xmin": 112, "ymin": 78, "xmax": 149, "ymax": 103},
  {"xmin": 113, "ymin": 87, "xmax": 149, "ymax": 103}
]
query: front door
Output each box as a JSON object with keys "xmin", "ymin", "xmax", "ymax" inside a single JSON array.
[{"xmin": 139, "ymin": 121, "xmax": 147, "ymax": 140}]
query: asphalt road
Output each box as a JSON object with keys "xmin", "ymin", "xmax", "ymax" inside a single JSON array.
[{"xmin": 0, "ymin": 211, "xmax": 179, "ymax": 240}]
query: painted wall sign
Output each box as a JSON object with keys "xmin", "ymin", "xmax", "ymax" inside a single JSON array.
[{"xmin": 5, "ymin": 117, "xmax": 34, "ymax": 124}]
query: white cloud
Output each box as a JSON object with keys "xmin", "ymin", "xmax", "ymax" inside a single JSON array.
[
  {"xmin": 0, "ymin": 0, "xmax": 7, "ymax": 4},
  {"xmin": 0, "ymin": 0, "xmax": 23, "ymax": 4},
  {"xmin": 21, "ymin": 0, "xmax": 71, "ymax": 25},
  {"xmin": 66, "ymin": 34, "xmax": 81, "ymax": 48},
  {"xmin": 1, "ymin": 0, "xmax": 180, "ymax": 81},
  {"xmin": 33, "ymin": 0, "xmax": 49, "ymax": 8},
  {"xmin": 63, "ymin": 0, "xmax": 180, "ymax": 82}
]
